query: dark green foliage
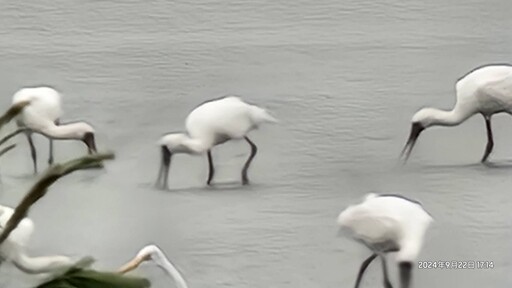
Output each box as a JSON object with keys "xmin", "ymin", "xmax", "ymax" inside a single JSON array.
[
  {"xmin": 0, "ymin": 101, "xmax": 30, "ymax": 130},
  {"xmin": 36, "ymin": 269, "xmax": 151, "ymax": 288}
]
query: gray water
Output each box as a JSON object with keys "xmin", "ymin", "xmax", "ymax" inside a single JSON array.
[{"xmin": 0, "ymin": 1, "xmax": 511, "ymax": 287}]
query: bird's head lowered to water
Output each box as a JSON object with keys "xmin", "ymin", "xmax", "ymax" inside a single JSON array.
[
  {"xmin": 39, "ymin": 121, "xmax": 97, "ymax": 154},
  {"xmin": 83, "ymin": 131, "xmax": 97, "ymax": 154},
  {"xmin": 400, "ymin": 108, "xmax": 439, "ymax": 161},
  {"xmin": 79, "ymin": 124, "xmax": 97, "ymax": 154},
  {"xmin": 159, "ymin": 133, "xmax": 199, "ymax": 154},
  {"xmin": 118, "ymin": 245, "xmax": 189, "ymax": 288},
  {"xmin": 155, "ymin": 133, "xmax": 208, "ymax": 189}
]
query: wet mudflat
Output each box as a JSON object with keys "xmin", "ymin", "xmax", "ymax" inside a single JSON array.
[{"xmin": 0, "ymin": 1, "xmax": 511, "ymax": 287}]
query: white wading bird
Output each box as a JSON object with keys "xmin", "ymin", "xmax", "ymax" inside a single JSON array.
[
  {"xmin": 0, "ymin": 205, "xmax": 186, "ymax": 287},
  {"xmin": 337, "ymin": 193, "xmax": 433, "ymax": 288},
  {"xmin": 10, "ymin": 86, "xmax": 97, "ymax": 173},
  {"xmin": 402, "ymin": 64, "xmax": 512, "ymax": 163},
  {"xmin": 156, "ymin": 96, "xmax": 277, "ymax": 189},
  {"xmin": 0, "ymin": 204, "xmax": 74, "ymax": 273}
]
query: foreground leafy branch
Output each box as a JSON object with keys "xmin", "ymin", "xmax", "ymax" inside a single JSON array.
[
  {"xmin": 0, "ymin": 128, "xmax": 28, "ymax": 147},
  {"xmin": 0, "ymin": 128, "xmax": 29, "ymax": 159},
  {"xmin": 0, "ymin": 101, "xmax": 30, "ymax": 131},
  {"xmin": 0, "ymin": 144, "xmax": 16, "ymax": 158},
  {"xmin": 0, "ymin": 152, "xmax": 115, "ymax": 245},
  {"xmin": 0, "ymin": 102, "xmax": 31, "ymax": 159}
]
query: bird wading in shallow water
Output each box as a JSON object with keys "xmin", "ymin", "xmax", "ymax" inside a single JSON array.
[
  {"xmin": 9, "ymin": 86, "xmax": 97, "ymax": 173},
  {"xmin": 156, "ymin": 96, "xmax": 277, "ymax": 189},
  {"xmin": 401, "ymin": 64, "xmax": 512, "ymax": 163},
  {"xmin": 337, "ymin": 193, "xmax": 433, "ymax": 288}
]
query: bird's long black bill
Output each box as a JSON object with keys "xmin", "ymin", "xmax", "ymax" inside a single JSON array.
[
  {"xmin": 399, "ymin": 261, "xmax": 412, "ymax": 288},
  {"xmin": 156, "ymin": 146, "xmax": 172, "ymax": 189},
  {"xmin": 400, "ymin": 123, "xmax": 424, "ymax": 162},
  {"xmin": 83, "ymin": 132, "xmax": 97, "ymax": 154}
]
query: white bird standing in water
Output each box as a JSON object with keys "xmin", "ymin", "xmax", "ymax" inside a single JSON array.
[
  {"xmin": 402, "ymin": 64, "xmax": 512, "ymax": 163},
  {"xmin": 0, "ymin": 204, "xmax": 74, "ymax": 274},
  {"xmin": 156, "ymin": 96, "xmax": 277, "ymax": 189},
  {"xmin": 10, "ymin": 86, "xmax": 97, "ymax": 173},
  {"xmin": 119, "ymin": 244, "xmax": 188, "ymax": 288},
  {"xmin": 337, "ymin": 193, "xmax": 433, "ymax": 288}
]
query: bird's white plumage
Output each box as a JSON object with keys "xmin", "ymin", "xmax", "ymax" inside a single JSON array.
[
  {"xmin": 12, "ymin": 87, "xmax": 62, "ymax": 131},
  {"xmin": 160, "ymin": 96, "xmax": 276, "ymax": 152},
  {"xmin": 0, "ymin": 204, "xmax": 75, "ymax": 276},
  {"xmin": 0, "ymin": 205, "xmax": 35, "ymax": 260},
  {"xmin": 338, "ymin": 193, "xmax": 432, "ymax": 262},
  {"xmin": 185, "ymin": 96, "xmax": 276, "ymax": 143},
  {"xmin": 412, "ymin": 65, "xmax": 512, "ymax": 126},
  {"xmin": 456, "ymin": 65, "xmax": 512, "ymax": 105}
]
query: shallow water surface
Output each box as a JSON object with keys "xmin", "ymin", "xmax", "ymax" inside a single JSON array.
[{"xmin": 0, "ymin": 1, "xmax": 511, "ymax": 287}]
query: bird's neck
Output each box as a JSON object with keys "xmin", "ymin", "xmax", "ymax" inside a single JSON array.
[
  {"xmin": 12, "ymin": 252, "xmax": 73, "ymax": 274},
  {"xmin": 396, "ymin": 225, "xmax": 429, "ymax": 263},
  {"xmin": 396, "ymin": 240, "xmax": 422, "ymax": 263},
  {"xmin": 429, "ymin": 106, "xmax": 473, "ymax": 127},
  {"xmin": 182, "ymin": 136, "xmax": 211, "ymax": 154},
  {"xmin": 161, "ymin": 258, "xmax": 189, "ymax": 288},
  {"xmin": 40, "ymin": 123, "xmax": 83, "ymax": 140}
]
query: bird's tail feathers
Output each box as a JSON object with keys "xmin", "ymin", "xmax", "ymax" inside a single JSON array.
[
  {"xmin": 250, "ymin": 106, "xmax": 278, "ymax": 124},
  {"xmin": 337, "ymin": 207, "xmax": 354, "ymax": 226}
]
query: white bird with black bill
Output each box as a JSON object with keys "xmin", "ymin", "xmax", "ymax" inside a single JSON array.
[
  {"xmin": 156, "ymin": 96, "xmax": 277, "ymax": 189},
  {"xmin": 9, "ymin": 86, "xmax": 97, "ymax": 173},
  {"xmin": 402, "ymin": 64, "xmax": 512, "ymax": 163},
  {"xmin": 337, "ymin": 193, "xmax": 433, "ymax": 288}
]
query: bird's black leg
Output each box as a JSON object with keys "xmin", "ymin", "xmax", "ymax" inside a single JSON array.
[
  {"xmin": 25, "ymin": 131, "xmax": 37, "ymax": 174},
  {"xmin": 241, "ymin": 136, "xmax": 257, "ymax": 185},
  {"xmin": 380, "ymin": 255, "xmax": 393, "ymax": 288},
  {"xmin": 354, "ymin": 253, "xmax": 378, "ymax": 288},
  {"xmin": 481, "ymin": 115, "xmax": 494, "ymax": 163},
  {"xmin": 48, "ymin": 119, "xmax": 59, "ymax": 166},
  {"xmin": 207, "ymin": 150, "xmax": 215, "ymax": 185},
  {"xmin": 155, "ymin": 156, "xmax": 164, "ymax": 188},
  {"xmin": 155, "ymin": 146, "xmax": 171, "ymax": 190},
  {"xmin": 162, "ymin": 159, "xmax": 170, "ymax": 190},
  {"xmin": 48, "ymin": 138, "xmax": 53, "ymax": 165}
]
